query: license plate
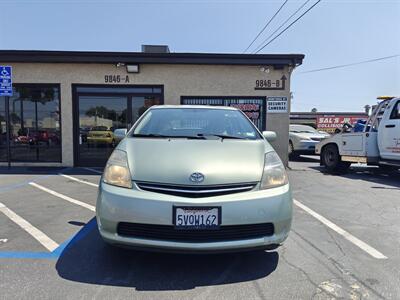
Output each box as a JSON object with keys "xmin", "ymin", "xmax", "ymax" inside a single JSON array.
[{"xmin": 173, "ymin": 206, "xmax": 221, "ymax": 229}]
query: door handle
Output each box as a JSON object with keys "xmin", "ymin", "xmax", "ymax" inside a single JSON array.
[{"xmin": 385, "ymin": 124, "xmax": 396, "ymax": 128}]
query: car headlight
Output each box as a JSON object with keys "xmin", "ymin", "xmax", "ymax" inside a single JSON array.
[
  {"xmin": 103, "ymin": 149, "xmax": 132, "ymax": 188},
  {"xmin": 260, "ymin": 151, "xmax": 288, "ymax": 190}
]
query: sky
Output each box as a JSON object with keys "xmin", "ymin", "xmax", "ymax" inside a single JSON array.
[{"xmin": 1, "ymin": 0, "xmax": 399, "ymax": 112}]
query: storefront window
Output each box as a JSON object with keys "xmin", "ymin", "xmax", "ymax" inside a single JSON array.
[
  {"xmin": 74, "ymin": 85, "xmax": 163, "ymax": 166},
  {"xmin": 0, "ymin": 85, "xmax": 61, "ymax": 162},
  {"xmin": 181, "ymin": 97, "xmax": 266, "ymax": 131}
]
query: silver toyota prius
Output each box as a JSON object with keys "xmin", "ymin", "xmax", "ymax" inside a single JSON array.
[{"xmin": 96, "ymin": 105, "xmax": 292, "ymax": 252}]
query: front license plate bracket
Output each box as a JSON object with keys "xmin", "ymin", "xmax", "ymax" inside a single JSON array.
[{"xmin": 173, "ymin": 206, "xmax": 221, "ymax": 230}]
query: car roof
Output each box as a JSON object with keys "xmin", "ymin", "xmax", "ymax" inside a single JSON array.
[{"xmin": 149, "ymin": 105, "xmax": 239, "ymax": 111}]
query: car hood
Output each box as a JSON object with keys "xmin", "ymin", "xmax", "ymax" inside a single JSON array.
[
  {"xmin": 119, "ymin": 138, "xmax": 271, "ymax": 185},
  {"xmin": 291, "ymin": 132, "xmax": 327, "ymax": 140}
]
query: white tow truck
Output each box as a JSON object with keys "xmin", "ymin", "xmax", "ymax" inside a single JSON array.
[{"xmin": 316, "ymin": 96, "xmax": 400, "ymax": 173}]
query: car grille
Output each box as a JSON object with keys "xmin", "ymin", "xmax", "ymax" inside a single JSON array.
[
  {"xmin": 117, "ymin": 222, "xmax": 274, "ymax": 242},
  {"xmin": 135, "ymin": 182, "xmax": 257, "ymax": 198}
]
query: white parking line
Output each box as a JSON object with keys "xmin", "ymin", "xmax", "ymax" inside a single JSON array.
[
  {"xmin": 293, "ymin": 199, "xmax": 387, "ymax": 259},
  {"xmin": 82, "ymin": 167, "xmax": 103, "ymax": 174},
  {"xmin": 59, "ymin": 173, "xmax": 99, "ymax": 188},
  {"xmin": 0, "ymin": 202, "xmax": 59, "ymax": 251},
  {"xmin": 29, "ymin": 182, "xmax": 95, "ymax": 212}
]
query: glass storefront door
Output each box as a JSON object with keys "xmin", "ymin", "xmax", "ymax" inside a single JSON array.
[
  {"xmin": 78, "ymin": 95, "xmax": 128, "ymax": 167},
  {"xmin": 0, "ymin": 85, "xmax": 61, "ymax": 163},
  {"xmin": 74, "ymin": 85, "xmax": 163, "ymax": 167}
]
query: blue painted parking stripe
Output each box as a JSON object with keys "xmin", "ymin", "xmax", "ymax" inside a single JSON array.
[
  {"xmin": 52, "ymin": 218, "xmax": 97, "ymax": 255},
  {"xmin": 0, "ymin": 251, "xmax": 59, "ymax": 259},
  {"xmin": 0, "ymin": 218, "xmax": 97, "ymax": 260}
]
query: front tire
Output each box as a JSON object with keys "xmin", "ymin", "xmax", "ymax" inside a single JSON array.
[
  {"xmin": 288, "ymin": 141, "xmax": 298, "ymax": 160},
  {"xmin": 321, "ymin": 144, "xmax": 350, "ymax": 173}
]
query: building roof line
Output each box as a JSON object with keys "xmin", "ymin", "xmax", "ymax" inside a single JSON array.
[{"xmin": 0, "ymin": 50, "xmax": 304, "ymax": 66}]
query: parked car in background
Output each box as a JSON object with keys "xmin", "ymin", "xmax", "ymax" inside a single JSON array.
[
  {"xmin": 13, "ymin": 130, "xmax": 60, "ymax": 146},
  {"xmin": 97, "ymin": 105, "xmax": 292, "ymax": 253},
  {"xmin": 289, "ymin": 124, "xmax": 330, "ymax": 158},
  {"xmin": 87, "ymin": 126, "xmax": 115, "ymax": 147},
  {"xmin": 80, "ymin": 127, "xmax": 91, "ymax": 143}
]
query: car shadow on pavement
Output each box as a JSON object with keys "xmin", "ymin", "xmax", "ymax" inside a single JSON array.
[
  {"xmin": 288, "ymin": 155, "xmax": 320, "ymax": 163},
  {"xmin": 310, "ymin": 165, "xmax": 400, "ymax": 189},
  {"xmin": 56, "ymin": 219, "xmax": 279, "ymax": 291}
]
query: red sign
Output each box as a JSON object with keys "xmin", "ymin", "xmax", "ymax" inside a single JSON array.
[
  {"xmin": 316, "ymin": 115, "xmax": 367, "ymax": 132},
  {"xmin": 229, "ymin": 103, "xmax": 260, "ymax": 121}
]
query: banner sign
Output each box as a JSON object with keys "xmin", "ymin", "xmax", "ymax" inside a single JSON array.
[
  {"xmin": 229, "ymin": 103, "xmax": 260, "ymax": 121},
  {"xmin": 181, "ymin": 97, "xmax": 266, "ymax": 130},
  {"xmin": 316, "ymin": 115, "xmax": 367, "ymax": 132}
]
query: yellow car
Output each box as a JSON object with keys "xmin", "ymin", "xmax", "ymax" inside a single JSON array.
[{"xmin": 87, "ymin": 126, "xmax": 115, "ymax": 147}]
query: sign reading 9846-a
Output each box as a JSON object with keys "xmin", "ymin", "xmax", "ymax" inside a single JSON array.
[{"xmin": 0, "ymin": 66, "xmax": 13, "ymax": 96}]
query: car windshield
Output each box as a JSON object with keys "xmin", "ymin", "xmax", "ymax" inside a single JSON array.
[
  {"xmin": 290, "ymin": 125, "xmax": 318, "ymax": 134},
  {"xmin": 131, "ymin": 108, "xmax": 261, "ymax": 140}
]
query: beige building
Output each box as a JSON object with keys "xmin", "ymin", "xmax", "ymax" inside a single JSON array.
[{"xmin": 0, "ymin": 48, "xmax": 304, "ymax": 167}]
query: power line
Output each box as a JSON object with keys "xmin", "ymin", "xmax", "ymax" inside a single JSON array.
[
  {"xmin": 243, "ymin": 0, "xmax": 289, "ymax": 53},
  {"xmin": 252, "ymin": 0, "xmax": 313, "ymax": 54},
  {"xmin": 255, "ymin": 0, "xmax": 322, "ymax": 53},
  {"xmin": 299, "ymin": 55, "xmax": 400, "ymax": 73}
]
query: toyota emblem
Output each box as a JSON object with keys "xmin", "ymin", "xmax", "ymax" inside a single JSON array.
[{"xmin": 189, "ymin": 172, "xmax": 205, "ymax": 183}]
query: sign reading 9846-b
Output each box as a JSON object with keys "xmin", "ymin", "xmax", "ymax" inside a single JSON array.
[{"xmin": 0, "ymin": 66, "xmax": 13, "ymax": 96}]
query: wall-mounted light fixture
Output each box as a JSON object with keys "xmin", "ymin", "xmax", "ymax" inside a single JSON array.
[
  {"xmin": 260, "ymin": 66, "xmax": 270, "ymax": 74},
  {"xmin": 126, "ymin": 64, "xmax": 140, "ymax": 73}
]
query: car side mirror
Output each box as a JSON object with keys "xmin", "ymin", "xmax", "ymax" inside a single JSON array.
[
  {"xmin": 113, "ymin": 128, "xmax": 128, "ymax": 138},
  {"xmin": 262, "ymin": 131, "xmax": 277, "ymax": 142}
]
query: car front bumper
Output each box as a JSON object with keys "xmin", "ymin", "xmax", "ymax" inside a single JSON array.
[
  {"xmin": 87, "ymin": 137, "xmax": 113, "ymax": 144},
  {"xmin": 96, "ymin": 181, "xmax": 292, "ymax": 252},
  {"xmin": 294, "ymin": 140, "xmax": 320, "ymax": 152}
]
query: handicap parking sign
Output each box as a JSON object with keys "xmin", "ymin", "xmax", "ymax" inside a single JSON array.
[{"xmin": 0, "ymin": 66, "xmax": 13, "ymax": 96}]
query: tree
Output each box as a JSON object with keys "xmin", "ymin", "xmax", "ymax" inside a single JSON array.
[{"xmin": 85, "ymin": 106, "xmax": 117, "ymax": 121}]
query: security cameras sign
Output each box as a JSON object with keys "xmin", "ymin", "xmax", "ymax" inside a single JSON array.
[
  {"xmin": 267, "ymin": 97, "xmax": 288, "ymax": 113},
  {"xmin": 0, "ymin": 66, "xmax": 13, "ymax": 96}
]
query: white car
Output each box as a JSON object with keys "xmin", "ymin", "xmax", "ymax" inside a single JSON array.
[{"xmin": 289, "ymin": 125, "xmax": 330, "ymax": 158}]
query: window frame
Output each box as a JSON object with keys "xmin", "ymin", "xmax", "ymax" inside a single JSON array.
[
  {"xmin": 390, "ymin": 100, "xmax": 400, "ymax": 120},
  {"xmin": 72, "ymin": 84, "xmax": 164, "ymax": 166},
  {"xmin": 180, "ymin": 96, "xmax": 267, "ymax": 131},
  {"xmin": 1, "ymin": 83, "xmax": 62, "ymax": 163}
]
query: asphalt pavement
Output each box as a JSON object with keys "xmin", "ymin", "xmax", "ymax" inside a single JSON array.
[{"xmin": 0, "ymin": 159, "xmax": 399, "ymax": 300}]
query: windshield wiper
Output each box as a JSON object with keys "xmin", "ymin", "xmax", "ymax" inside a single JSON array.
[
  {"xmin": 131, "ymin": 133, "xmax": 170, "ymax": 138},
  {"xmin": 197, "ymin": 134, "xmax": 245, "ymax": 140},
  {"xmin": 132, "ymin": 133, "xmax": 205, "ymax": 139}
]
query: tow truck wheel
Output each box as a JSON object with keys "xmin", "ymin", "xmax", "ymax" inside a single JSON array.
[{"xmin": 321, "ymin": 144, "xmax": 350, "ymax": 173}]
